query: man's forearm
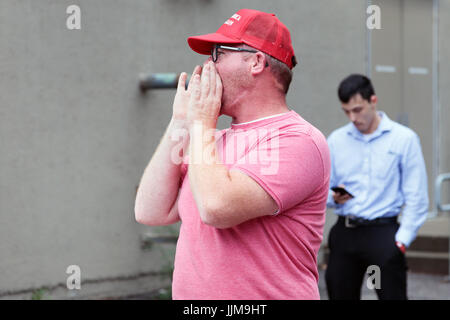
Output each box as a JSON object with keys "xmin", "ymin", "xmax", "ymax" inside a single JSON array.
[
  {"xmin": 135, "ymin": 119, "xmax": 189, "ymax": 225},
  {"xmin": 187, "ymin": 121, "xmax": 279, "ymax": 228},
  {"xmin": 188, "ymin": 122, "xmax": 231, "ymax": 224}
]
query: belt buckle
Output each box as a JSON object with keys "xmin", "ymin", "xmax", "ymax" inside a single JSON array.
[{"xmin": 345, "ymin": 215, "xmax": 357, "ymax": 228}]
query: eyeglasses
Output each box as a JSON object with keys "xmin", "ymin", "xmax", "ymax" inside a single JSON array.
[{"xmin": 211, "ymin": 44, "xmax": 258, "ymax": 63}]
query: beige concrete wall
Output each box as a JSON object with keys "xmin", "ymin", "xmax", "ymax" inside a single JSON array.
[{"xmin": 0, "ymin": 0, "xmax": 371, "ymax": 297}]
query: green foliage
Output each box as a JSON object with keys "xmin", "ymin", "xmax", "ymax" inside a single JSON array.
[
  {"xmin": 31, "ymin": 288, "xmax": 48, "ymax": 300},
  {"xmin": 153, "ymin": 287, "xmax": 172, "ymax": 300}
]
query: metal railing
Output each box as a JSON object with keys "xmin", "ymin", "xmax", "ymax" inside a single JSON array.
[
  {"xmin": 435, "ymin": 173, "xmax": 450, "ymax": 212},
  {"xmin": 435, "ymin": 172, "xmax": 450, "ymax": 280}
]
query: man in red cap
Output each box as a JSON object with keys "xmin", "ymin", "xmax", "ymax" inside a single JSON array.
[{"xmin": 135, "ymin": 9, "xmax": 331, "ymax": 299}]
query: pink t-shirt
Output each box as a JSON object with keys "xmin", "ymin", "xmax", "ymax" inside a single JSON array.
[{"xmin": 172, "ymin": 110, "xmax": 330, "ymax": 300}]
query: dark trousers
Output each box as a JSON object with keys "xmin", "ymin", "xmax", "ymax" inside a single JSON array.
[{"xmin": 325, "ymin": 218, "xmax": 408, "ymax": 300}]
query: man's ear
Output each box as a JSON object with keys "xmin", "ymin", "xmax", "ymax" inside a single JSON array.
[
  {"xmin": 370, "ymin": 95, "xmax": 378, "ymax": 105},
  {"xmin": 250, "ymin": 52, "xmax": 267, "ymax": 75}
]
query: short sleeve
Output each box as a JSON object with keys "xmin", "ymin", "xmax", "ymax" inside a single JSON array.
[{"xmin": 230, "ymin": 132, "xmax": 326, "ymax": 214}]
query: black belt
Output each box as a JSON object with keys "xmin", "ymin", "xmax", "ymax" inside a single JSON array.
[{"xmin": 338, "ymin": 215, "xmax": 398, "ymax": 228}]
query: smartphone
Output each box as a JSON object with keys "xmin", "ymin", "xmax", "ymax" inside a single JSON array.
[{"xmin": 331, "ymin": 186, "xmax": 355, "ymax": 198}]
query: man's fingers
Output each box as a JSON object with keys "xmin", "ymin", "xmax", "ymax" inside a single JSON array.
[
  {"xmin": 334, "ymin": 192, "xmax": 351, "ymax": 204},
  {"xmin": 201, "ymin": 63, "xmax": 210, "ymax": 99},
  {"xmin": 187, "ymin": 66, "xmax": 202, "ymax": 94},
  {"xmin": 177, "ymin": 72, "xmax": 187, "ymax": 91},
  {"xmin": 190, "ymin": 74, "xmax": 201, "ymax": 101},
  {"xmin": 209, "ymin": 62, "xmax": 216, "ymax": 96},
  {"xmin": 338, "ymin": 193, "xmax": 350, "ymax": 199},
  {"xmin": 215, "ymin": 68, "xmax": 223, "ymax": 100},
  {"xmin": 192, "ymin": 65, "xmax": 202, "ymax": 76},
  {"xmin": 209, "ymin": 62, "xmax": 222, "ymax": 103},
  {"xmin": 343, "ymin": 194, "xmax": 351, "ymax": 200}
]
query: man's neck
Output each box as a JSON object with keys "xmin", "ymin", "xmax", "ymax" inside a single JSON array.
[
  {"xmin": 229, "ymin": 91, "xmax": 289, "ymax": 124},
  {"xmin": 364, "ymin": 112, "xmax": 382, "ymax": 135}
]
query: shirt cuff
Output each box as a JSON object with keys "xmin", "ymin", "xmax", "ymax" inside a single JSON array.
[
  {"xmin": 326, "ymin": 190, "xmax": 336, "ymax": 208},
  {"xmin": 395, "ymin": 226, "xmax": 416, "ymax": 248}
]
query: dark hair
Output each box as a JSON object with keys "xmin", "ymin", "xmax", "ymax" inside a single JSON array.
[
  {"xmin": 265, "ymin": 54, "xmax": 293, "ymax": 94},
  {"xmin": 337, "ymin": 74, "xmax": 375, "ymax": 103},
  {"xmin": 240, "ymin": 44, "xmax": 293, "ymax": 94}
]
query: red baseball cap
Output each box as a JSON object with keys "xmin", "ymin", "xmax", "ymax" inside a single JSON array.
[{"xmin": 187, "ymin": 9, "xmax": 297, "ymax": 69}]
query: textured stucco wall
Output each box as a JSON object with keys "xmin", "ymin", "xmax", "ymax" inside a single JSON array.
[{"xmin": 0, "ymin": 0, "xmax": 370, "ymax": 296}]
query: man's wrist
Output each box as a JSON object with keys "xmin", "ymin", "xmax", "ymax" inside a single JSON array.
[
  {"xmin": 169, "ymin": 117, "xmax": 187, "ymax": 129},
  {"xmin": 168, "ymin": 118, "xmax": 189, "ymax": 136},
  {"xmin": 188, "ymin": 119, "xmax": 216, "ymax": 131},
  {"xmin": 189, "ymin": 120, "xmax": 217, "ymax": 143}
]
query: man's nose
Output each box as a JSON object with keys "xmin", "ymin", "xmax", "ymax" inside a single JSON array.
[{"xmin": 348, "ymin": 113, "xmax": 357, "ymax": 122}]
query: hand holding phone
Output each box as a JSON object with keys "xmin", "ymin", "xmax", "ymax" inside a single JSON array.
[
  {"xmin": 331, "ymin": 186, "xmax": 354, "ymax": 198},
  {"xmin": 331, "ymin": 185, "xmax": 354, "ymax": 204}
]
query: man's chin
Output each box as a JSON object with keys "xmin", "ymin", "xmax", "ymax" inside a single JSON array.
[{"xmin": 355, "ymin": 124, "xmax": 369, "ymax": 134}]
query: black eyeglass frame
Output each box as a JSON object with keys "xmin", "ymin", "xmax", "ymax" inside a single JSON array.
[{"xmin": 211, "ymin": 45, "xmax": 258, "ymax": 62}]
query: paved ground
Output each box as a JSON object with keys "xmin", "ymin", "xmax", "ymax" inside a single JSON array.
[
  {"xmin": 318, "ymin": 269, "xmax": 450, "ymax": 300},
  {"xmin": 122, "ymin": 270, "xmax": 449, "ymax": 300}
]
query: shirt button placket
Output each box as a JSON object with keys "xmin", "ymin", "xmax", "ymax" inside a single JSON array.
[{"xmin": 361, "ymin": 141, "xmax": 370, "ymax": 201}]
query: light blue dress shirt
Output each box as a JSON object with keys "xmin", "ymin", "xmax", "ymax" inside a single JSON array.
[{"xmin": 327, "ymin": 111, "xmax": 429, "ymax": 247}]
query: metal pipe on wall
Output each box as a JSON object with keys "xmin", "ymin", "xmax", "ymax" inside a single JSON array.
[{"xmin": 139, "ymin": 73, "xmax": 191, "ymax": 92}]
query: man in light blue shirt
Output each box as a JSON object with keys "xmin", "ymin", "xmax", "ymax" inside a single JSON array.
[{"xmin": 325, "ymin": 74, "xmax": 429, "ymax": 300}]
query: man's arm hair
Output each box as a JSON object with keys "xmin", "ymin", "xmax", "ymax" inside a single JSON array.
[{"xmin": 134, "ymin": 119, "xmax": 188, "ymax": 226}]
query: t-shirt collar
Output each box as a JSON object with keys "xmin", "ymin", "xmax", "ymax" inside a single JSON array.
[
  {"xmin": 230, "ymin": 111, "xmax": 293, "ymax": 130},
  {"xmin": 347, "ymin": 111, "xmax": 393, "ymax": 140}
]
